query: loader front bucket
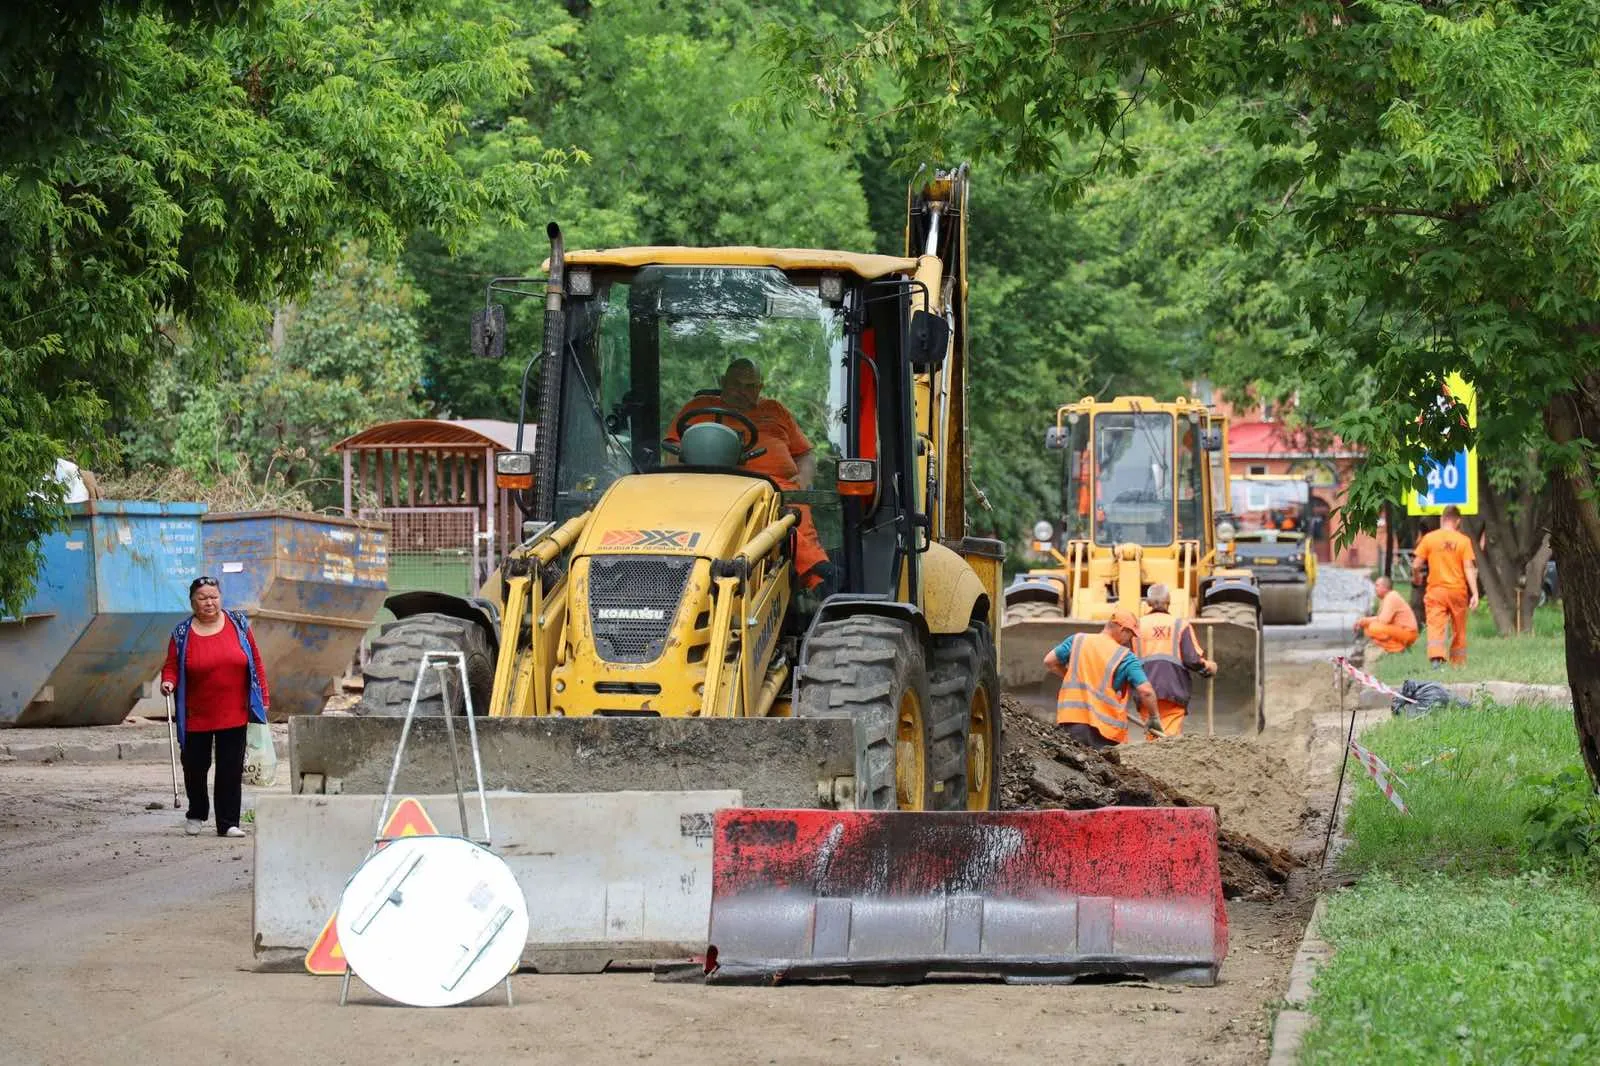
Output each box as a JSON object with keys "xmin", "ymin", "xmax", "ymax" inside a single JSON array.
[
  {"xmin": 705, "ymin": 807, "xmax": 1228, "ymax": 986},
  {"xmin": 1188, "ymin": 618, "xmax": 1264, "ymax": 735},
  {"xmin": 287, "ymin": 715, "xmax": 857, "ymax": 807},
  {"xmin": 1000, "ymin": 615, "xmax": 1099, "ymax": 719}
]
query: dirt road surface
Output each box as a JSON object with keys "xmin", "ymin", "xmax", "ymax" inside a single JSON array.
[{"xmin": 0, "ymin": 574, "xmax": 1367, "ymax": 1066}]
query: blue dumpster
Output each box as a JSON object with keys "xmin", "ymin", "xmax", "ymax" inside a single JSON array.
[
  {"xmin": 1, "ymin": 501, "xmax": 207, "ymax": 727},
  {"xmin": 202, "ymin": 512, "xmax": 388, "ymax": 720}
]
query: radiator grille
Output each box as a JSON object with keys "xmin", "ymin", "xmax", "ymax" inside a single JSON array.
[{"xmin": 588, "ymin": 554, "xmax": 692, "ymax": 664}]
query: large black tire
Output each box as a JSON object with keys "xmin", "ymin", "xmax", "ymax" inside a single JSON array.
[
  {"xmin": 356, "ymin": 613, "xmax": 495, "ymax": 717},
  {"xmin": 1002, "ymin": 599, "xmax": 1063, "ymax": 626},
  {"xmin": 930, "ymin": 623, "xmax": 1003, "ymax": 811},
  {"xmin": 797, "ymin": 615, "xmax": 935, "ymax": 811}
]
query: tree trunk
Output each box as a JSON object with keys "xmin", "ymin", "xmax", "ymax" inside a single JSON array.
[
  {"xmin": 1473, "ymin": 470, "xmax": 1551, "ymax": 637},
  {"xmin": 1545, "ymin": 375, "xmax": 1600, "ymax": 786}
]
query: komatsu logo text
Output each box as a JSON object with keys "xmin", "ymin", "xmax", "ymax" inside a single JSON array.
[{"xmin": 597, "ymin": 607, "xmax": 667, "ymax": 621}]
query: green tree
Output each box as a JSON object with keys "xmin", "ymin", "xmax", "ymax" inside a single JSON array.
[
  {"xmin": 119, "ymin": 247, "xmax": 429, "ymax": 507},
  {"xmin": 765, "ymin": 1, "xmax": 1600, "ymax": 776},
  {"xmin": 0, "ymin": 0, "xmax": 567, "ymax": 612},
  {"xmin": 407, "ymin": 0, "xmax": 873, "ymax": 417}
]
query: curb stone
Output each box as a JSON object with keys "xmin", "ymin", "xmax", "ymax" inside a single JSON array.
[
  {"xmin": 2, "ymin": 733, "xmax": 287, "ymax": 764},
  {"xmin": 1268, "ymin": 895, "xmax": 1331, "ymax": 1066}
]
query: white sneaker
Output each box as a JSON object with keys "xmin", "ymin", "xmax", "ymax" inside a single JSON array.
[
  {"xmin": 185, "ymin": 819, "xmax": 204, "ymax": 836},
  {"xmin": 223, "ymin": 826, "xmax": 246, "ymax": 838}
]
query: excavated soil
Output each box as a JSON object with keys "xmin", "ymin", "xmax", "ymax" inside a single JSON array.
[
  {"xmin": 1000, "ymin": 700, "xmax": 1299, "ymax": 901},
  {"xmin": 1116, "ymin": 738, "xmax": 1306, "ymax": 852}
]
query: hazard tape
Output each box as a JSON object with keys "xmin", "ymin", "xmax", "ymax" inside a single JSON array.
[
  {"xmin": 1332, "ymin": 655, "xmax": 1417, "ymax": 704},
  {"xmin": 1349, "ymin": 738, "xmax": 1408, "ymax": 814}
]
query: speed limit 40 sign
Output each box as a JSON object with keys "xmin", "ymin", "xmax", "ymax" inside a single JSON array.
[{"xmin": 1408, "ymin": 373, "xmax": 1478, "ymax": 516}]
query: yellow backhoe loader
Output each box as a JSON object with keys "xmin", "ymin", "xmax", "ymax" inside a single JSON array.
[
  {"xmin": 309, "ymin": 169, "xmax": 1000, "ymax": 812},
  {"xmin": 1001, "ymin": 396, "xmax": 1265, "ymax": 733}
]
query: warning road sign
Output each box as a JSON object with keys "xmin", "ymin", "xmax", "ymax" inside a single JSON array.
[{"xmin": 304, "ymin": 798, "xmax": 439, "ymax": 975}]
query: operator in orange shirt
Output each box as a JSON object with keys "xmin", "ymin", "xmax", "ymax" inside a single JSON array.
[
  {"xmin": 666, "ymin": 358, "xmax": 832, "ymax": 591},
  {"xmin": 1354, "ymin": 576, "xmax": 1419, "ymax": 654},
  {"xmin": 1411, "ymin": 504, "xmax": 1480, "ymax": 667}
]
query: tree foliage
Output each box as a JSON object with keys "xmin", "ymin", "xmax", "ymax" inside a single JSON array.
[
  {"xmin": 0, "ymin": 0, "xmax": 567, "ymax": 612},
  {"xmin": 765, "ymin": 0, "xmax": 1600, "ymax": 775}
]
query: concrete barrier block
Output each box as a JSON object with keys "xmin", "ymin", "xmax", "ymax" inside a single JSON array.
[{"xmin": 253, "ymin": 789, "xmax": 740, "ymax": 974}]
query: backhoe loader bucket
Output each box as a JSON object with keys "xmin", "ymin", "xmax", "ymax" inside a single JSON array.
[
  {"xmin": 1188, "ymin": 617, "xmax": 1264, "ymax": 735},
  {"xmin": 705, "ymin": 807, "xmax": 1228, "ymax": 985},
  {"xmin": 288, "ymin": 715, "xmax": 857, "ymax": 807}
]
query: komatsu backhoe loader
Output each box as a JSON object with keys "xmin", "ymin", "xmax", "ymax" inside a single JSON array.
[
  {"xmin": 292, "ymin": 167, "xmax": 1001, "ymax": 812},
  {"xmin": 1001, "ymin": 395, "xmax": 1265, "ymax": 733}
]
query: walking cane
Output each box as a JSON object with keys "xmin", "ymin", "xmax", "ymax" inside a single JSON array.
[{"xmin": 165, "ymin": 692, "xmax": 181, "ymax": 810}]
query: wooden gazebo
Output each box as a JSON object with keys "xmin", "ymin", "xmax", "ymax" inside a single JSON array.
[{"xmin": 330, "ymin": 419, "xmax": 533, "ymax": 594}]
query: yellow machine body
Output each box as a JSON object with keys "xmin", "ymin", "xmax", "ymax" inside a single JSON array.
[{"xmin": 1001, "ymin": 396, "xmax": 1264, "ymax": 733}]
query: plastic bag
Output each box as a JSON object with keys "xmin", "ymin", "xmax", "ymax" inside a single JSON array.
[
  {"xmin": 1391, "ymin": 679, "xmax": 1470, "ymax": 718},
  {"xmin": 244, "ymin": 721, "xmax": 278, "ymax": 786}
]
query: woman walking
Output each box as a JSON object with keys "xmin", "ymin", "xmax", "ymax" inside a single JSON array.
[{"xmin": 160, "ymin": 576, "xmax": 270, "ymax": 837}]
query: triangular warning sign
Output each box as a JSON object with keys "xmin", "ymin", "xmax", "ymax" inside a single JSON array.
[{"xmin": 304, "ymin": 798, "xmax": 439, "ymax": 975}]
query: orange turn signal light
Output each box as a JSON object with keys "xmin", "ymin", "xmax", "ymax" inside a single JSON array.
[{"xmin": 495, "ymin": 473, "xmax": 534, "ymax": 490}]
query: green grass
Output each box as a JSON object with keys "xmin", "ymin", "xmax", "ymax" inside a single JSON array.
[
  {"xmin": 1338, "ymin": 703, "xmax": 1583, "ymax": 875},
  {"xmin": 1301, "ymin": 873, "xmax": 1600, "ymax": 1065},
  {"xmin": 1302, "ymin": 703, "xmax": 1600, "ymax": 1064},
  {"xmin": 1369, "ymin": 583, "xmax": 1567, "ymax": 686}
]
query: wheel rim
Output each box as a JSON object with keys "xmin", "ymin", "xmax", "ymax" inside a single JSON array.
[
  {"xmin": 895, "ymin": 689, "xmax": 928, "ymax": 810},
  {"xmin": 966, "ymin": 685, "xmax": 994, "ymax": 810}
]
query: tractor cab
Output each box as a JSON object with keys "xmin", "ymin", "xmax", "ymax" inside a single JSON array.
[{"xmin": 495, "ymin": 253, "xmax": 949, "ymax": 616}]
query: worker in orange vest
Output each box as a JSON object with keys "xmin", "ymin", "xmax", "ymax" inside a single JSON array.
[
  {"xmin": 1044, "ymin": 609, "xmax": 1161, "ymax": 749},
  {"xmin": 1412, "ymin": 505, "xmax": 1480, "ymax": 667},
  {"xmin": 1354, "ymin": 576, "xmax": 1420, "ymax": 654},
  {"xmin": 1134, "ymin": 584, "xmax": 1216, "ymax": 740}
]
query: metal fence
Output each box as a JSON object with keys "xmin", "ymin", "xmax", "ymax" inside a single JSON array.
[{"xmin": 366, "ymin": 507, "xmax": 488, "ymax": 597}]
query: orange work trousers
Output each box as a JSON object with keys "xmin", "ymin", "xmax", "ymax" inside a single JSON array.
[
  {"xmin": 1145, "ymin": 699, "xmax": 1186, "ymax": 741},
  {"xmin": 788, "ymin": 502, "xmax": 829, "ymax": 589},
  {"xmin": 1424, "ymin": 587, "xmax": 1469, "ymax": 665},
  {"xmin": 1360, "ymin": 620, "xmax": 1419, "ymax": 654}
]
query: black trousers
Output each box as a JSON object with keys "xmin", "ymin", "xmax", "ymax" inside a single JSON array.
[
  {"xmin": 1060, "ymin": 722, "xmax": 1118, "ymax": 750},
  {"xmin": 182, "ymin": 725, "xmax": 247, "ymax": 835}
]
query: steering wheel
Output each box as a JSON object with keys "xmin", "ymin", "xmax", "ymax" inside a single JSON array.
[{"xmin": 675, "ymin": 406, "xmax": 759, "ymax": 456}]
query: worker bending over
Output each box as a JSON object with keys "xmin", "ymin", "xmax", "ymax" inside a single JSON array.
[
  {"xmin": 1355, "ymin": 576, "xmax": 1419, "ymax": 654},
  {"xmin": 1135, "ymin": 584, "xmax": 1216, "ymax": 740},
  {"xmin": 1412, "ymin": 505, "xmax": 1479, "ymax": 667},
  {"xmin": 1044, "ymin": 609, "xmax": 1161, "ymax": 750}
]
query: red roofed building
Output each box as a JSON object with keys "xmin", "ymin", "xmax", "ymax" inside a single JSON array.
[{"xmin": 1202, "ymin": 386, "xmax": 1382, "ymax": 569}]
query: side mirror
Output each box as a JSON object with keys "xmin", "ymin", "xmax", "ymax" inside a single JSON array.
[
  {"xmin": 908, "ymin": 309, "xmax": 950, "ymax": 370},
  {"xmin": 1044, "ymin": 426, "xmax": 1069, "ymax": 450},
  {"xmin": 471, "ymin": 304, "xmax": 507, "ymax": 359},
  {"xmin": 1200, "ymin": 427, "xmax": 1224, "ymax": 452}
]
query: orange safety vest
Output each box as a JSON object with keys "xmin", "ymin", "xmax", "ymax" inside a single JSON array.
[
  {"xmin": 1135, "ymin": 612, "xmax": 1192, "ymax": 669},
  {"xmin": 1056, "ymin": 633, "xmax": 1133, "ymax": 743}
]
